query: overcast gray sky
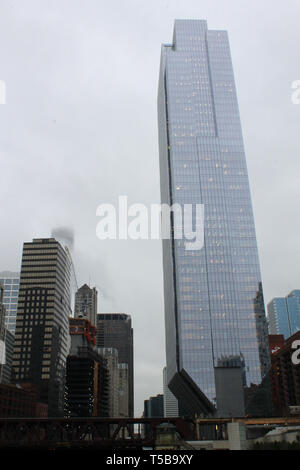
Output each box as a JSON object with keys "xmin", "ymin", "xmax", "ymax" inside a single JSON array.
[{"xmin": 1, "ymin": 0, "xmax": 300, "ymax": 417}]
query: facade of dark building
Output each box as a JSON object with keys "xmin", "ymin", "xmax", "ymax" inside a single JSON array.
[
  {"xmin": 74, "ymin": 284, "xmax": 97, "ymax": 327},
  {"xmin": 144, "ymin": 394, "xmax": 164, "ymax": 418},
  {"xmin": 158, "ymin": 19, "xmax": 270, "ymax": 416},
  {"xmin": 97, "ymin": 313, "xmax": 134, "ymax": 417},
  {"xmin": 144, "ymin": 394, "xmax": 164, "ymax": 439},
  {"xmin": 0, "ymin": 382, "xmax": 48, "ymax": 418},
  {"xmin": 11, "ymin": 238, "xmax": 72, "ymax": 416},
  {"xmin": 65, "ymin": 351, "xmax": 109, "ymax": 417},
  {"xmin": 65, "ymin": 318, "xmax": 109, "ymax": 417},
  {"xmin": 269, "ymin": 334, "xmax": 285, "ymax": 355},
  {"xmin": 269, "ymin": 331, "xmax": 300, "ymax": 416}
]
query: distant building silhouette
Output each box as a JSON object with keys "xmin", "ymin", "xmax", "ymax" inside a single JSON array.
[
  {"xmin": 97, "ymin": 313, "xmax": 134, "ymax": 417},
  {"xmin": 74, "ymin": 284, "xmax": 97, "ymax": 327}
]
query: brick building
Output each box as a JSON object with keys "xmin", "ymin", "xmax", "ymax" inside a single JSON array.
[
  {"xmin": 269, "ymin": 332, "xmax": 300, "ymax": 416},
  {"xmin": 0, "ymin": 383, "xmax": 48, "ymax": 418}
]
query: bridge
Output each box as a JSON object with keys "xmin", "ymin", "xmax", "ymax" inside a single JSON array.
[
  {"xmin": 1, "ymin": 416, "xmax": 300, "ymax": 449},
  {"xmin": 0, "ymin": 416, "xmax": 193, "ymax": 449}
]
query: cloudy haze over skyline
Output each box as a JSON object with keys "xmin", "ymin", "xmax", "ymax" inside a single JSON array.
[{"xmin": 1, "ymin": 0, "xmax": 300, "ymax": 416}]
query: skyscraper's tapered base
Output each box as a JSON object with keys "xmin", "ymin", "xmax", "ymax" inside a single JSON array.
[{"xmin": 168, "ymin": 369, "xmax": 215, "ymax": 418}]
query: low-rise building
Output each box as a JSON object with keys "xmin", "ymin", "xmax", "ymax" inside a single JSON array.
[{"xmin": 0, "ymin": 382, "xmax": 48, "ymax": 417}]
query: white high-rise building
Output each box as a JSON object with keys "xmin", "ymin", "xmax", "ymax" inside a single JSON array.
[
  {"xmin": 0, "ymin": 271, "xmax": 20, "ymax": 334},
  {"xmin": 163, "ymin": 367, "xmax": 178, "ymax": 417}
]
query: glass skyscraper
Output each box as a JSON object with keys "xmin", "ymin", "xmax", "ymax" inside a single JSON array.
[
  {"xmin": 268, "ymin": 290, "xmax": 300, "ymax": 339},
  {"xmin": 158, "ymin": 20, "xmax": 270, "ymax": 415}
]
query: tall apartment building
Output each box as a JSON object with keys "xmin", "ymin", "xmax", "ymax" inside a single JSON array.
[
  {"xmin": 158, "ymin": 20, "xmax": 270, "ymax": 416},
  {"xmin": 0, "ymin": 272, "xmax": 19, "ymax": 334},
  {"xmin": 97, "ymin": 313, "xmax": 134, "ymax": 417},
  {"xmin": 12, "ymin": 238, "xmax": 72, "ymax": 416},
  {"xmin": 74, "ymin": 284, "xmax": 97, "ymax": 327},
  {"xmin": 268, "ymin": 290, "xmax": 300, "ymax": 339}
]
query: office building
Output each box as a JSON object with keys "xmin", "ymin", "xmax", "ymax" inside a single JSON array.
[
  {"xmin": 118, "ymin": 363, "xmax": 129, "ymax": 417},
  {"xmin": 97, "ymin": 347, "xmax": 120, "ymax": 417},
  {"xmin": 74, "ymin": 284, "xmax": 97, "ymax": 327},
  {"xmin": 144, "ymin": 394, "xmax": 164, "ymax": 439},
  {"xmin": 97, "ymin": 313, "xmax": 134, "ymax": 417},
  {"xmin": 0, "ymin": 271, "xmax": 20, "ymax": 334},
  {"xmin": 65, "ymin": 351, "xmax": 109, "ymax": 418},
  {"xmin": 268, "ymin": 291, "xmax": 300, "ymax": 339},
  {"xmin": 163, "ymin": 366, "xmax": 178, "ymax": 417},
  {"xmin": 12, "ymin": 238, "xmax": 72, "ymax": 416},
  {"xmin": 158, "ymin": 20, "xmax": 270, "ymax": 416},
  {"xmin": 65, "ymin": 317, "xmax": 109, "ymax": 417},
  {"xmin": 214, "ymin": 356, "xmax": 245, "ymax": 417},
  {"xmin": 144, "ymin": 394, "xmax": 164, "ymax": 418}
]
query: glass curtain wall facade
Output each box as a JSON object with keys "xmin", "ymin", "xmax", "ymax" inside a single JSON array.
[
  {"xmin": 158, "ymin": 20, "xmax": 270, "ymax": 415},
  {"xmin": 287, "ymin": 291, "xmax": 300, "ymax": 336},
  {"xmin": 268, "ymin": 290, "xmax": 300, "ymax": 339}
]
